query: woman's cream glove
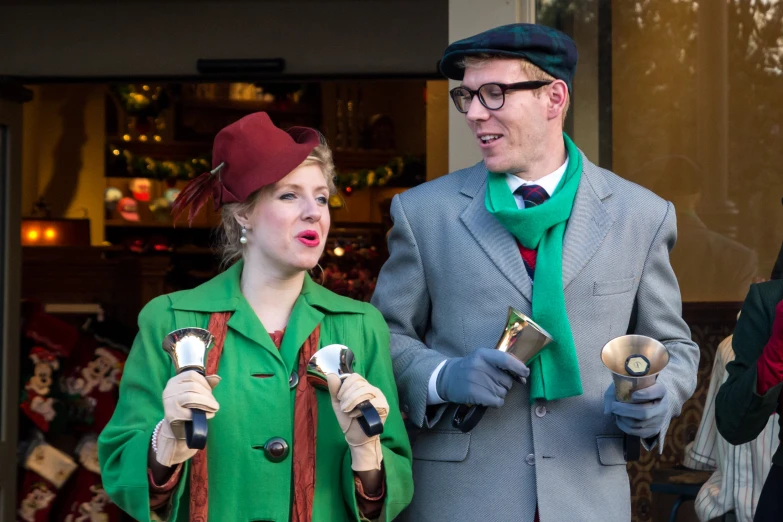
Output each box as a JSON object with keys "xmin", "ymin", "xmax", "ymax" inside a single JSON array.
[
  {"xmin": 326, "ymin": 373, "xmax": 389, "ymax": 472},
  {"xmin": 154, "ymin": 372, "xmax": 221, "ymax": 467}
]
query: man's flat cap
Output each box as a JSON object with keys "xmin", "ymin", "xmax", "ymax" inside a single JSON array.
[{"xmin": 439, "ymin": 23, "xmax": 578, "ymax": 92}]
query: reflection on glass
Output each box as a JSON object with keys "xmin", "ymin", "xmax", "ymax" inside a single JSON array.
[
  {"xmin": 640, "ymin": 156, "xmax": 757, "ymax": 302},
  {"xmin": 538, "ymin": 0, "xmax": 783, "ymax": 301}
]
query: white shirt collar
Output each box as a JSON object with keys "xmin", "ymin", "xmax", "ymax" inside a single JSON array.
[{"xmin": 505, "ymin": 157, "xmax": 569, "ymax": 204}]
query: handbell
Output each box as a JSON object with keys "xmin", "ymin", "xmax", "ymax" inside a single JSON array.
[
  {"xmin": 496, "ymin": 307, "xmax": 554, "ymax": 364},
  {"xmin": 307, "ymin": 344, "xmax": 384, "ymax": 437},
  {"xmin": 600, "ymin": 334, "xmax": 670, "ymax": 461},
  {"xmin": 453, "ymin": 307, "xmax": 554, "ymax": 433},
  {"xmin": 162, "ymin": 328, "xmax": 215, "ymax": 450}
]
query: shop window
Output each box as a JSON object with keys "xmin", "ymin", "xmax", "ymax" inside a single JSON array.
[
  {"xmin": 538, "ymin": 0, "xmax": 783, "ymax": 303},
  {"xmin": 21, "ymin": 79, "xmax": 439, "ymax": 302}
]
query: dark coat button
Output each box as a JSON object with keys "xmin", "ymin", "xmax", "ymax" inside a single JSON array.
[
  {"xmin": 289, "ymin": 371, "xmax": 299, "ymax": 389},
  {"xmin": 263, "ymin": 437, "xmax": 289, "ymax": 463}
]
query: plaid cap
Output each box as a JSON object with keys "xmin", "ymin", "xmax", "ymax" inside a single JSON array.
[{"xmin": 439, "ymin": 23, "xmax": 578, "ymax": 92}]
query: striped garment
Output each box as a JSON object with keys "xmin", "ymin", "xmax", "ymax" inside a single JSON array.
[{"xmin": 684, "ymin": 334, "xmax": 780, "ymax": 522}]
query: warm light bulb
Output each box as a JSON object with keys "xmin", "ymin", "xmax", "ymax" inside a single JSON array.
[
  {"xmin": 334, "ymin": 246, "xmax": 345, "ymax": 257},
  {"xmin": 122, "ymin": 134, "xmax": 131, "ymax": 141},
  {"xmin": 112, "ymin": 149, "xmax": 121, "ymax": 156},
  {"xmin": 27, "ymin": 229, "xmax": 39, "ymax": 241},
  {"xmin": 44, "ymin": 228, "xmax": 56, "ymax": 240}
]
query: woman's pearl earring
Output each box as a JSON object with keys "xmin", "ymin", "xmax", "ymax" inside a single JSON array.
[{"xmin": 239, "ymin": 226, "xmax": 248, "ymax": 245}]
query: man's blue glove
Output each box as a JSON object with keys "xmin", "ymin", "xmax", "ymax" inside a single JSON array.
[
  {"xmin": 436, "ymin": 348, "xmax": 530, "ymax": 408},
  {"xmin": 603, "ymin": 381, "xmax": 669, "ymax": 439}
]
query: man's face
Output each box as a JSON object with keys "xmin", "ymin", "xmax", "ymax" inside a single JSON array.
[{"xmin": 462, "ymin": 59, "xmax": 550, "ymax": 175}]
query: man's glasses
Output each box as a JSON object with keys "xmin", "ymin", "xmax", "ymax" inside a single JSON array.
[{"xmin": 449, "ymin": 81, "xmax": 553, "ymax": 113}]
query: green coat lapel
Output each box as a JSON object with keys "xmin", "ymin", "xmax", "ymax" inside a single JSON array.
[
  {"xmin": 228, "ymin": 297, "xmax": 281, "ymax": 361},
  {"xmin": 279, "ymin": 292, "xmax": 324, "ymax": 374}
]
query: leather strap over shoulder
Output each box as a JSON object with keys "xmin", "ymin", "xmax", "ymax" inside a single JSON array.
[{"xmin": 189, "ymin": 310, "xmax": 232, "ymax": 522}]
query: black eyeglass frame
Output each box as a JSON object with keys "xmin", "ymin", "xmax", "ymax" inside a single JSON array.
[{"xmin": 449, "ymin": 80, "xmax": 554, "ymax": 113}]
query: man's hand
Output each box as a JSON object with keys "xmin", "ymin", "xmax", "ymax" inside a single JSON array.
[
  {"xmin": 604, "ymin": 381, "xmax": 669, "ymax": 439},
  {"xmin": 436, "ymin": 348, "xmax": 530, "ymax": 407}
]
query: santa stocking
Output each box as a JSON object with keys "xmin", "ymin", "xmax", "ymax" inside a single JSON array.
[
  {"xmin": 60, "ymin": 345, "xmax": 125, "ymax": 433},
  {"xmin": 17, "ymin": 442, "xmax": 77, "ymax": 522},
  {"xmin": 24, "ymin": 308, "xmax": 79, "ymax": 358},
  {"xmin": 20, "ymin": 347, "xmax": 61, "ymax": 432},
  {"xmin": 55, "ymin": 435, "xmax": 121, "ymax": 522}
]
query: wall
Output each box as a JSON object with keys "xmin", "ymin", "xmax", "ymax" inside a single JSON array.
[
  {"xmin": 426, "ymin": 80, "xmax": 449, "ymax": 181},
  {"xmin": 0, "ymin": 0, "xmax": 447, "ymax": 78},
  {"xmin": 570, "ymin": 1, "xmax": 599, "ymax": 163},
  {"xmin": 22, "ymin": 85, "xmax": 106, "ymax": 245},
  {"xmin": 447, "ymin": 0, "xmax": 535, "ymax": 172}
]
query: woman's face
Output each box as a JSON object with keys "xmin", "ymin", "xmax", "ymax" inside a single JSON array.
[{"xmin": 243, "ymin": 163, "xmax": 331, "ymax": 276}]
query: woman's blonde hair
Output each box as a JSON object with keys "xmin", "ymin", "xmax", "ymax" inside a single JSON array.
[
  {"xmin": 216, "ymin": 142, "xmax": 336, "ymax": 268},
  {"xmin": 458, "ymin": 54, "xmax": 570, "ymax": 124}
]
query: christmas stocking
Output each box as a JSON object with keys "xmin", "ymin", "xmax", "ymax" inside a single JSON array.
[
  {"xmin": 56, "ymin": 435, "xmax": 121, "ymax": 522},
  {"xmin": 61, "ymin": 345, "xmax": 126, "ymax": 432},
  {"xmin": 17, "ymin": 442, "xmax": 77, "ymax": 522},
  {"xmin": 20, "ymin": 347, "xmax": 61, "ymax": 432},
  {"xmin": 24, "ymin": 308, "xmax": 79, "ymax": 358}
]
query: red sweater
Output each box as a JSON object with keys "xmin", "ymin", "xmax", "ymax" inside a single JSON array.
[{"xmin": 518, "ymin": 243, "xmax": 538, "ymax": 275}]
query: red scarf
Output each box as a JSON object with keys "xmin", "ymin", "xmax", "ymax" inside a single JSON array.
[{"xmin": 189, "ymin": 312, "xmax": 320, "ymax": 521}]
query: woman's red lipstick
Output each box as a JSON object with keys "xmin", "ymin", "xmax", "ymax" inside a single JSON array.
[{"xmin": 296, "ymin": 230, "xmax": 320, "ymax": 247}]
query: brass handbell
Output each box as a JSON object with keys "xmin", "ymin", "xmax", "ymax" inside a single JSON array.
[
  {"xmin": 453, "ymin": 307, "xmax": 554, "ymax": 433},
  {"xmin": 600, "ymin": 335, "xmax": 670, "ymax": 462},
  {"xmin": 162, "ymin": 328, "xmax": 215, "ymax": 450},
  {"xmin": 496, "ymin": 307, "xmax": 554, "ymax": 365}
]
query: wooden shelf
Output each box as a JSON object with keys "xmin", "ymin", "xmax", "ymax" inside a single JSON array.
[
  {"xmin": 332, "ymin": 149, "xmax": 399, "ymax": 170},
  {"xmin": 172, "ymin": 246, "xmax": 217, "ymax": 255},
  {"xmin": 105, "ymin": 219, "xmax": 213, "ymax": 229},
  {"xmin": 106, "ymin": 138, "xmax": 211, "ymax": 160},
  {"xmin": 180, "ymin": 98, "xmax": 318, "ymax": 116}
]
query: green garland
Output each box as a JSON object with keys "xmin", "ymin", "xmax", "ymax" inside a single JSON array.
[
  {"xmin": 333, "ymin": 156, "xmax": 420, "ymax": 191},
  {"xmin": 108, "ymin": 144, "xmax": 420, "ymax": 188},
  {"xmin": 107, "ymin": 146, "xmax": 210, "ymax": 180},
  {"xmin": 111, "ymin": 84, "xmax": 170, "ymax": 118}
]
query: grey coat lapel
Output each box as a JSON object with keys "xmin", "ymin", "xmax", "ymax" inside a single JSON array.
[
  {"xmin": 458, "ymin": 162, "xmax": 534, "ymax": 302},
  {"xmin": 562, "ymin": 154, "xmax": 615, "ymax": 289}
]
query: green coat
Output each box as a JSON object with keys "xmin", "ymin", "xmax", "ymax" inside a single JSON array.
[
  {"xmin": 98, "ymin": 261, "xmax": 413, "ymax": 521},
  {"xmin": 716, "ymin": 280, "xmax": 783, "ymax": 465}
]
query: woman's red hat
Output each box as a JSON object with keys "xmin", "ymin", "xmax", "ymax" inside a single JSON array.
[{"xmin": 172, "ymin": 112, "xmax": 321, "ymax": 224}]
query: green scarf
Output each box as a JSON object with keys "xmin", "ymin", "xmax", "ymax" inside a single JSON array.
[{"xmin": 484, "ymin": 133, "xmax": 583, "ymax": 402}]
